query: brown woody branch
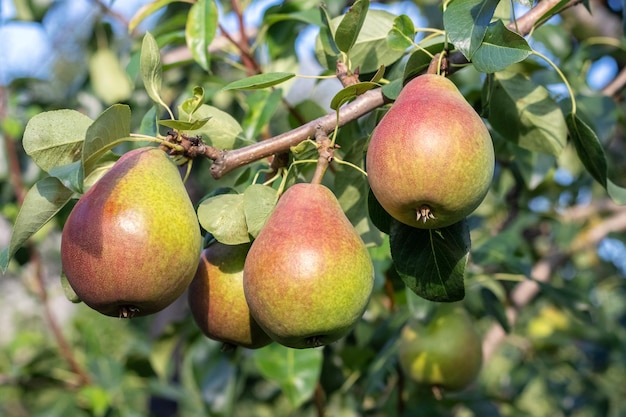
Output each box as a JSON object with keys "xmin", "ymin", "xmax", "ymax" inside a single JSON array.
[
  {"xmin": 209, "ymin": 88, "xmax": 387, "ymax": 178},
  {"xmin": 208, "ymin": 0, "xmax": 584, "ymax": 179}
]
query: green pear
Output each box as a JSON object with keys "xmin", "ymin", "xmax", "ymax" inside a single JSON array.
[
  {"xmin": 61, "ymin": 147, "xmax": 202, "ymax": 318},
  {"xmin": 398, "ymin": 303, "xmax": 483, "ymax": 391},
  {"xmin": 366, "ymin": 74, "xmax": 494, "ymax": 229},
  {"xmin": 188, "ymin": 242, "xmax": 273, "ymax": 349},
  {"xmin": 243, "ymin": 183, "xmax": 374, "ymax": 349}
]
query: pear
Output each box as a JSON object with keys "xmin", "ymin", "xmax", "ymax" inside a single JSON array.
[
  {"xmin": 366, "ymin": 74, "xmax": 494, "ymax": 229},
  {"xmin": 188, "ymin": 242, "xmax": 272, "ymax": 349},
  {"xmin": 61, "ymin": 147, "xmax": 202, "ymax": 318},
  {"xmin": 398, "ymin": 303, "xmax": 483, "ymax": 391},
  {"xmin": 243, "ymin": 183, "xmax": 374, "ymax": 349}
]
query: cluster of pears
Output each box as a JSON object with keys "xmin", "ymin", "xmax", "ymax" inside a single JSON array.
[
  {"xmin": 61, "ymin": 147, "xmax": 202, "ymax": 318},
  {"xmin": 366, "ymin": 74, "xmax": 495, "ymax": 229},
  {"xmin": 398, "ymin": 303, "xmax": 483, "ymax": 391},
  {"xmin": 189, "ymin": 183, "xmax": 375, "ymax": 349}
]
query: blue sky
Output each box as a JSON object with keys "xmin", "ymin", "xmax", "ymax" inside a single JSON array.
[{"xmin": 0, "ymin": 0, "xmax": 617, "ymax": 88}]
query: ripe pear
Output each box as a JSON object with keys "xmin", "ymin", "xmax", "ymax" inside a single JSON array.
[
  {"xmin": 243, "ymin": 183, "xmax": 374, "ymax": 349},
  {"xmin": 61, "ymin": 147, "xmax": 202, "ymax": 318},
  {"xmin": 188, "ymin": 242, "xmax": 273, "ymax": 349},
  {"xmin": 398, "ymin": 303, "xmax": 483, "ymax": 391},
  {"xmin": 366, "ymin": 74, "xmax": 494, "ymax": 229}
]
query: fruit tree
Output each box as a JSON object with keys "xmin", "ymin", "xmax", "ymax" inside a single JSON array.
[{"xmin": 1, "ymin": 0, "xmax": 626, "ymax": 415}]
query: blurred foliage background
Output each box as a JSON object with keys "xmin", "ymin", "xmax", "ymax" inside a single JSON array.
[{"xmin": 1, "ymin": 0, "xmax": 626, "ymax": 416}]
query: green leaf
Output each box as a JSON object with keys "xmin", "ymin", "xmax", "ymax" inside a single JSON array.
[
  {"xmin": 403, "ymin": 39, "xmax": 446, "ymax": 81},
  {"xmin": 48, "ymin": 161, "xmax": 84, "ymax": 193},
  {"xmin": 487, "ymin": 71, "xmax": 567, "ymax": 155},
  {"xmin": 181, "ymin": 86, "xmax": 205, "ymax": 117},
  {"xmin": 334, "ymin": 0, "xmax": 369, "ymax": 53},
  {"xmin": 83, "ymin": 104, "xmax": 132, "ymax": 174},
  {"xmin": 158, "ymin": 118, "xmax": 211, "ymax": 131},
  {"xmin": 316, "ymin": 10, "xmax": 406, "ymax": 73},
  {"xmin": 318, "ymin": 3, "xmax": 340, "ymax": 58},
  {"xmin": 128, "ymin": 0, "xmax": 184, "ymax": 33},
  {"xmin": 566, "ymin": 113, "xmax": 607, "ymax": 188},
  {"xmin": 389, "ymin": 220, "xmax": 470, "ymax": 302},
  {"xmin": 387, "ymin": 14, "xmax": 415, "ymax": 51},
  {"xmin": 178, "ymin": 104, "xmax": 245, "ymax": 150},
  {"xmin": 443, "ymin": 0, "xmax": 499, "ymax": 59},
  {"xmin": 471, "ymin": 20, "xmax": 532, "ymax": 73},
  {"xmin": 22, "ymin": 109, "xmax": 93, "ymax": 173},
  {"xmin": 197, "ymin": 194, "xmax": 250, "ymax": 245},
  {"xmin": 243, "ymin": 184, "xmax": 278, "ymax": 238},
  {"xmin": 254, "ymin": 344, "xmax": 323, "ymax": 409},
  {"xmin": 330, "ymin": 82, "xmax": 379, "ymax": 110},
  {"xmin": 185, "ymin": 0, "xmax": 218, "ymax": 72},
  {"xmin": 60, "ymin": 273, "xmax": 81, "ymax": 303},
  {"xmin": 1, "ymin": 177, "xmax": 74, "ymax": 272},
  {"xmin": 367, "ymin": 189, "xmax": 392, "ymax": 235},
  {"xmin": 566, "ymin": 112, "xmax": 626, "ymax": 204},
  {"xmin": 222, "ymin": 72, "xmax": 295, "ymax": 90},
  {"xmin": 140, "ymin": 32, "xmax": 169, "ymax": 112},
  {"xmin": 607, "ymin": 180, "xmax": 626, "ymax": 205},
  {"xmin": 243, "ymin": 89, "xmax": 283, "ymax": 141}
]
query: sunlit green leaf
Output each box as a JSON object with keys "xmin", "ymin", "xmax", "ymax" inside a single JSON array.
[
  {"xmin": 197, "ymin": 194, "xmax": 250, "ymax": 245},
  {"xmin": 443, "ymin": 0, "xmax": 499, "ymax": 59},
  {"xmin": 1, "ymin": 177, "xmax": 74, "ymax": 272},
  {"xmin": 472, "ymin": 21, "xmax": 532, "ymax": 73},
  {"xmin": 242, "ymin": 89, "xmax": 283, "ymax": 140},
  {"xmin": 128, "ymin": 0, "xmax": 189, "ymax": 33},
  {"xmin": 83, "ymin": 104, "xmax": 132, "ymax": 175},
  {"xmin": 140, "ymin": 32, "xmax": 169, "ymax": 112},
  {"xmin": 335, "ymin": 0, "xmax": 369, "ymax": 53},
  {"xmin": 158, "ymin": 118, "xmax": 211, "ymax": 131},
  {"xmin": 387, "ymin": 14, "xmax": 415, "ymax": 51},
  {"xmin": 403, "ymin": 39, "xmax": 446, "ymax": 81},
  {"xmin": 488, "ymin": 71, "xmax": 566, "ymax": 155},
  {"xmin": 319, "ymin": 3, "xmax": 340, "ymax": 58},
  {"xmin": 181, "ymin": 86, "xmax": 205, "ymax": 117},
  {"xmin": 243, "ymin": 184, "xmax": 278, "ymax": 238},
  {"xmin": 254, "ymin": 344, "xmax": 323, "ymax": 409},
  {"xmin": 316, "ymin": 10, "xmax": 406, "ymax": 73},
  {"xmin": 222, "ymin": 72, "xmax": 295, "ymax": 90},
  {"xmin": 178, "ymin": 104, "xmax": 245, "ymax": 150},
  {"xmin": 185, "ymin": 0, "xmax": 218, "ymax": 71},
  {"xmin": 22, "ymin": 110, "xmax": 92, "ymax": 173},
  {"xmin": 330, "ymin": 82, "xmax": 379, "ymax": 110}
]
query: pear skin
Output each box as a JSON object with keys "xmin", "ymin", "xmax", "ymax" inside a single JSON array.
[
  {"xmin": 398, "ymin": 303, "xmax": 483, "ymax": 391},
  {"xmin": 188, "ymin": 242, "xmax": 272, "ymax": 349},
  {"xmin": 366, "ymin": 74, "xmax": 494, "ymax": 229},
  {"xmin": 61, "ymin": 147, "xmax": 202, "ymax": 317},
  {"xmin": 243, "ymin": 183, "xmax": 374, "ymax": 349}
]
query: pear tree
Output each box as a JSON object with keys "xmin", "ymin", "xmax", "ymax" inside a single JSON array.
[{"xmin": 1, "ymin": 0, "xmax": 626, "ymax": 415}]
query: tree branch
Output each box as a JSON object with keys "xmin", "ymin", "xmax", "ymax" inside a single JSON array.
[
  {"xmin": 210, "ymin": 88, "xmax": 387, "ymax": 178},
  {"xmin": 208, "ymin": 0, "xmax": 585, "ymax": 179}
]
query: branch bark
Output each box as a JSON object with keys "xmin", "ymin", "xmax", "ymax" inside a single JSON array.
[
  {"xmin": 208, "ymin": 0, "xmax": 584, "ymax": 179},
  {"xmin": 210, "ymin": 88, "xmax": 387, "ymax": 178}
]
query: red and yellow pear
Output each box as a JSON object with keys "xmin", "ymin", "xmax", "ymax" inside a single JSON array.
[
  {"xmin": 188, "ymin": 242, "xmax": 272, "ymax": 349},
  {"xmin": 243, "ymin": 183, "xmax": 374, "ymax": 349},
  {"xmin": 366, "ymin": 74, "xmax": 494, "ymax": 229},
  {"xmin": 61, "ymin": 147, "xmax": 202, "ymax": 318}
]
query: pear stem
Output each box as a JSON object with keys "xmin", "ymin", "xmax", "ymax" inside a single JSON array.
[{"xmin": 310, "ymin": 126, "xmax": 335, "ymax": 185}]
